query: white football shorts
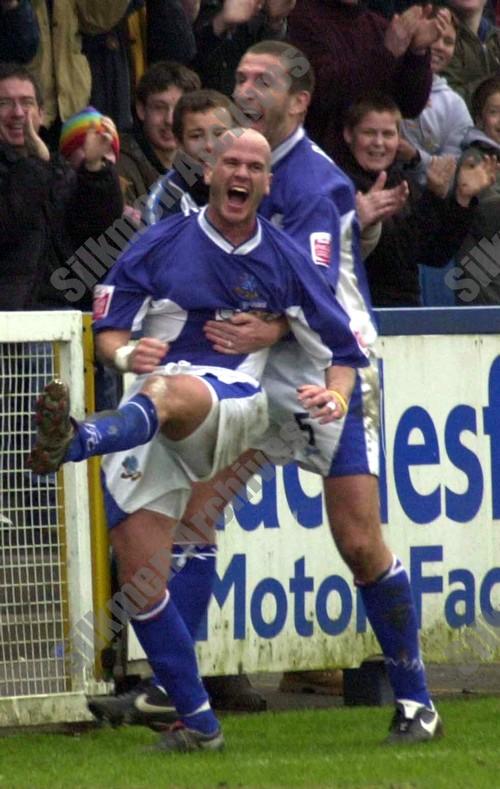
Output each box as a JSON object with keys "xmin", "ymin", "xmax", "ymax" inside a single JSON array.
[{"xmin": 101, "ymin": 363, "xmax": 268, "ymax": 527}]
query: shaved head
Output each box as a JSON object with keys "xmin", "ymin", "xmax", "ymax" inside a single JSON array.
[{"xmin": 213, "ymin": 127, "xmax": 272, "ymax": 168}]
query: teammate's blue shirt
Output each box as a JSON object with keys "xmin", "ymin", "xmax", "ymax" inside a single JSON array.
[
  {"xmin": 259, "ymin": 127, "xmax": 376, "ymax": 345},
  {"xmin": 93, "ymin": 207, "xmax": 368, "ymax": 378}
]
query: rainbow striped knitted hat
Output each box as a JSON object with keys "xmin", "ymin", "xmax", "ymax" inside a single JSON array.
[{"xmin": 59, "ymin": 106, "xmax": 120, "ymax": 159}]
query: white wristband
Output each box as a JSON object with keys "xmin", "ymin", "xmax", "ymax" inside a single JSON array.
[{"xmin": 113, "ymin": 344, "xmax": 135, "ymax": 373}]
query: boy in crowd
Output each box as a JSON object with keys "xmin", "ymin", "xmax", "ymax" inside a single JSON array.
[
  {"xmin": 145, "ymin": 89, "xmax": 235, "ymax": 224},
  {"xmin": 341, "ymin": 94, "xmax": 496, "ymax": 306},
  {"xmin": 449, "ymin": 75, "xmax": 500, "ymax": 304}
]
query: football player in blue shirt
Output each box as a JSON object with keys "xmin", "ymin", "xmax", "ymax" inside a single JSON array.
[
  {"xmin": 110, "ymin": 40, "xmax": 443, "ymax": 744},
  {"xmin": 29, "ymin": 127, "xmax": 367, "ymax": 753},
  {"xmin": 197, "ymin": 41, "xmax": 443, "ymax": 744}
]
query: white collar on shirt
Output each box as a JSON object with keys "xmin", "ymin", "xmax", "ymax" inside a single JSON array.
[
  {"xmin": 197, "ymin": 205, "xmax": 262, "ymax": 254},
  {"xmin": 271, "ymin": 125, "xmax": 305, "ymax": 167}
]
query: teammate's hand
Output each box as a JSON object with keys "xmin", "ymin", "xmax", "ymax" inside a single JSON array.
[
  {"xmin": 297, "ymin": 384, "xmax": 347, "ymax": 424},
  {"xmin": 204, "ymin": 313, "xmax": 288, "ymax": 354},
  {"xmin": 129, "ymin": 337, "xmax": 169, "ymax": 374}
]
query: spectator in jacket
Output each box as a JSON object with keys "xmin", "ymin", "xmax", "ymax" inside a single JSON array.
[
  {"xmin": 399, "ymin": 8, "xmax": 473, "ymax": 185},
  {"xmin": 341, "ymin": 94, "xmax": 496, "ymax": 305},
  {"xmin": 0, "ymin": 0, "xmax": 40, "ymax": 62},
  {"xmin": 193, "ymin": 0, "xmax": 295, "ymax": 95},
  {"xmin": 0, "ymin": 63, "xmax": 123, "ymax": 310},
  {"xmin": 287, "ymin": 0, "xmax": 451, "ymax": 164},
  {"xmin": 443, "ymin": 0, "xmax": 500, "ymax": 110},
  {"xmin": 27, "ymin": 1, "xmax": 132, "ymax": 144},
  {"xmin": 448, "ymin": 75, "xmax": 500, "ymax": 304},
  {"xmin": 117, "ymin": 60, "xmax": 200, "ymax": 205}
]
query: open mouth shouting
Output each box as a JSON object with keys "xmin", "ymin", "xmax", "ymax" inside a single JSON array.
[{"xmin": 225, "ymin": 185, "xmax": 251, "ymax": 216}]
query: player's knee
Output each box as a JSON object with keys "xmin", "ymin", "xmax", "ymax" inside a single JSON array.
[
  {"xmin": 140, "ymin": 375, "xmax": 170, "ymax": 421},
  {"xmin": 333, "ymin": 524, "xmax": 383, "ymax": 576}
]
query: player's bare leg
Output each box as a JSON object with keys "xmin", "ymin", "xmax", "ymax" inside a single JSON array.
[
  {"xmin": 28, "ymin": 374, "xmax": 214, "ymax": 474},
  {"xmin": 324, "ymin": 474, "xmax": 390, "ymax": 583},
  {"xmin": 324, "ymin": 474, "xmax": 442, "ymax": 744}
]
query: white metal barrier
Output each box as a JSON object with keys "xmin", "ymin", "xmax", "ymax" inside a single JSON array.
[
  {"xmin": 1, "ymin": 309, "xmax": 499, "ymax": 724},
  {"xmin": 0, "ymin": 312, "xmax": 106, "ymax": 726}
]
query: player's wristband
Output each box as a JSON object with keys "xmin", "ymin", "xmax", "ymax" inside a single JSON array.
[
  {"xmin": 113, "ymin": 344, "xmax": 135, "ymax": 373},
  {"xmin": 327, "ymin": 389, "xmax": 349, "ymax": 417}
]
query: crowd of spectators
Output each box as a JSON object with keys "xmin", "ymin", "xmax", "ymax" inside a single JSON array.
[{"xmin": 0, "ymin": 0, "xmax": 498, "ymax": 310}]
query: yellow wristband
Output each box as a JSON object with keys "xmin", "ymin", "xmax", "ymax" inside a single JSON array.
[{"xmin": 327, "ymin": 389, "xmax": 349, "ymax": 417}]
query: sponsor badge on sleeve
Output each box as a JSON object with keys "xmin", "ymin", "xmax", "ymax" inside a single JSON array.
[
  {"xmin": 93, "ymin": 285, "xmax": 114, "ymax": 320},
  {"xmin": 310, "ymin": 232, "xmax": 332, "ymax": 267}
]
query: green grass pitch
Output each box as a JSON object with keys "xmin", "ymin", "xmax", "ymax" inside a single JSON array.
[{"xmin": 0, "ymin": 697, "xmax": 498, "ymax": 789}]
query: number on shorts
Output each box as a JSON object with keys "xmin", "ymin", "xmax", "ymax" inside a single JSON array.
[{"xmin": 294, "ymin": 412, "xmax": 315, "ymax": 446}]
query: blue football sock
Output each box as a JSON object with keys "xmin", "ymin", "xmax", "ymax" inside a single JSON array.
[
  {"xmin": 169, "ymin": 545, "xmax": 217, "ymax": 639},
  {"xmin": 358, "ymin": 556, "xmax": 431, "ymax": 707},
  {"xmin": 150, "ymin": 545, "xmax": 217, "ymax": 692},
  {"xmin": 131, "ymin": 592, "xmax": 219, "ymax": 734},
  {"xmin": 64, "ymin": 393, "xmax": 158, "ymax": 462}
]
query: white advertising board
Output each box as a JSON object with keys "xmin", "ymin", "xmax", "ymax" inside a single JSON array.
[{"xmin": 129, "ymin": 329, "xmax": 500, "ymax": 674}]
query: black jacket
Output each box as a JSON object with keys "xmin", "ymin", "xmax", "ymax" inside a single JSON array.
[
  {"xmin": 0, "ymin": 0, "xmax": 39, "ymax": 62},
  {"xmin": 0, "ymin": 143, "xmax": 123, "ymax": 310},
  {"xmin": 192, "ymin": 0, "xmax": 287, "ymax": 95},
  {"xmin": 342, "ymin": 152, "xmax": 475, "ymax": 306}
]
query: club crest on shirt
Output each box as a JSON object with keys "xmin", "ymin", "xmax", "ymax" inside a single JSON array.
[
  {"xmin": 93, "ymin": 284, "xmax": 114, "ymax": 320},
  {"xmin": 233, "ymin": 274, "xmax": 268, "ymax": 310},
  {"xmin": 310, "ymin": 232, "xmax": 332, "ymax": 267}
]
